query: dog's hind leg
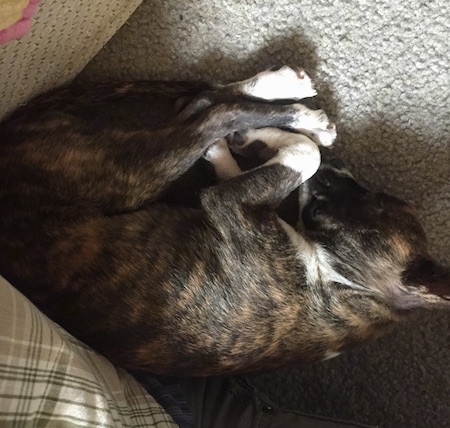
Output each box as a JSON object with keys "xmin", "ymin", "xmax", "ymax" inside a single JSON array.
[
  {"xmin": 176, "ymin": 67, "xmax": 319, "ymax": 122},
  {"xmin": 143, "ymin": 100, "xmax": 329, "ymax": 191},
  {"xmin": 219, "ymin": 68, "xmax": 336, "ymax": 147},
  {"xmin": 223, "ymin": 66, "xmax": 317, "ymax": 101},
  {"xmin": 5, "ymin": 77, "xmax": 335, "ymax": 217},
  {"xmin": 33, "ymin": 100, "xmax": 334, "ymax": 215}
]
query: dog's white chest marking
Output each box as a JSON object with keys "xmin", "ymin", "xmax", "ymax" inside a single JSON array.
[{"xmin": 278, "ymin": 219, "xmax": 365, "ymax": 292}]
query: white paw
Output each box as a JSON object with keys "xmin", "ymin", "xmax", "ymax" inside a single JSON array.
[
  {"xmin": 227, "ymin": 128, "xmax": 321, "ymax": 181},
  {"xmin": 241, "ymin": 66, "xmax": 317, "ymax": 101},
  {"xmin": 203, "ymin": 139, "xmax": 228, "ymax": 162},
  {"xmin": 291, "ymin": 105, "xmax": 337, "ymax": 147},
  {"xmin": 299, "ymin": 123, "xmax": 337, "ymax": 147},
  {"xmin": 227, "ymin": 128, "xmax": 289, "ymax": 158},
  {"xmin": 266, "ymin": 136, "xmax": 321, "ymax": 181},
  {"xmin": 204, "ymin": 139, "xmax": 242, "ymax": 180}
]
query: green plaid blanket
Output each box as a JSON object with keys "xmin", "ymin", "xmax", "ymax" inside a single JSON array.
[{"xmin": 0, "ymin": 276, "xmax": 177, "ymax": 428}]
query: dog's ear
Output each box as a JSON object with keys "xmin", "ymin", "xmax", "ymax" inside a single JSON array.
[{"xmin": 399, "ymin": 257, "xmax": 450, "ymax": 309}]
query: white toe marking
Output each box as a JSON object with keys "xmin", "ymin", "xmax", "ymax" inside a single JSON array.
[
  {"xmin": 300, "ymin": 125, "xmax": 337, "ymax": 147},
  {"xmin": 291, "ymin": 105, "xmax": 337, "ymax": 146},
  {"xmin": 240, "ymin": 66, "xmax": 317, "ymax": 101},
  {"xmin": 292, "ymin": 106, "xmax": 329, "ymax": 129}
]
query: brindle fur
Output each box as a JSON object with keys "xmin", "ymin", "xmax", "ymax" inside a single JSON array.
[{"xmin": 0, "ymin": 70, "xmax": 448, "ymax": 376}]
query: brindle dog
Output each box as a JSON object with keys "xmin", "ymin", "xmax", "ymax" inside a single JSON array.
[{"xmin": 0, "ymin": 67, "xmax": 448, "ymax": 376}]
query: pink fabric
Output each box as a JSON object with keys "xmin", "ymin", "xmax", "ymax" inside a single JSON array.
[{"xmin": 0, "ymin": 0, "xmax": 40, "ymax": 44}]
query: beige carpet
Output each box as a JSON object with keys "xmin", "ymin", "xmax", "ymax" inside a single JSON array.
[
  {"xmin": 79, "ymin": 1, "xmax": 449, "ymax": 427},
  {"xmin": 0, "ymin": 0, "xmax": 142, "ymax": 118}
]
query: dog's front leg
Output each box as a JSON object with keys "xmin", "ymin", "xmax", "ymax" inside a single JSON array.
[
  {"xmin": 203, "ymin": 138, "xmax": 242, "ymax": 180},
  {"xmin": 201, "ymin": 133, "xmax": 320, "ymax": 217},
  {"xmin": 204, "ymin": 125, "xmax": 332, "ymax": 182}
]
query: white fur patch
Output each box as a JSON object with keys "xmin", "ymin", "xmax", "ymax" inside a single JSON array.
[
  {"xmin": 229, "ymin": 128, "xmax": 322, "ymax": 181},
  {"xmin": 310, "ymin": 245, "xmax": 369, "ymax": 291},
  {"xmin": 323, "ymin": 351, "xmax": 341, "ymax": 361},
  {"xmin": 266, "ymin": 136, "xmax": 321, "ymax": 181},
  {"xmin": 227, "ymin": 111, "xmax": 335, "ymax": 150},
  {"xmin": 278, "ymin": 219, "xmax": 316, "ymax": 258},
  {"xmin": 240, "ymin": 66, "xmax": 317, "ymax": 101},
  {"xmin": 279, "ymin": 220, "xmax": 331, "ymax": 289},
  {"xmin": 290, "ymin": 105, "xmax": 336, "ymax": 147},
  {"xmin": 279, "ymin": 219, "xmax": 368, "ymax": 293},
  {"xmin": 240, "ymin": 128, "xmax": 290, "ymax": 150},
  {"xmin": 204, "ymin": 139, "xmax": 241, "ymax": 180},
  {"xmin": 299, "ymin": 127, "xmax": 337, "ymax": 147},
  {"xmin": 292, "ymin": 105, "xmax": 329, "ymax": 128},
  {"xmin": 230, "ymin": 128, "xmax": 314, "ymax": 155}
]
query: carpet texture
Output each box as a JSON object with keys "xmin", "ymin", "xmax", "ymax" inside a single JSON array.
[
  {"xmin": 79, "ymin": 1, "xmax": 449, "ymax": 427},
  {"xmin": 0, "ymin": 0, "xmax": 142, "ymax": 118}
]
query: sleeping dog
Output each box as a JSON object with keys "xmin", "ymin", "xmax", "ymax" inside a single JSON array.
[{"xmin": 0, "ymin": 67, "xmax": 448, "ymax": 376}]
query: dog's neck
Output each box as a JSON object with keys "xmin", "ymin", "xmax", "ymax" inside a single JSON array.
[
  {"xmin": 278, "ymin": 217, "xmax": 402, "ymax": 317},
  {"xmin": 278, "ymin": 219, "xmax": 362, "ymax": 288}
]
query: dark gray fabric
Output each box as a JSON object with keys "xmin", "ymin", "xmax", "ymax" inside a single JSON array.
[{"xmin": 180, "ymin": 376, "xmax": 374, "ymax": 428}]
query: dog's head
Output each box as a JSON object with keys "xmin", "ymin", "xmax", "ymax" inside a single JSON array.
[{"xmin": 299, "ymin": 148, "xmax": 450, "ymax": 311}]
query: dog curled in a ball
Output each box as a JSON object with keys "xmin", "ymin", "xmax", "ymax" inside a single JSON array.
[{"xmin": 0, "ymin": 67, "xmax": 447, "ymax": 375}]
